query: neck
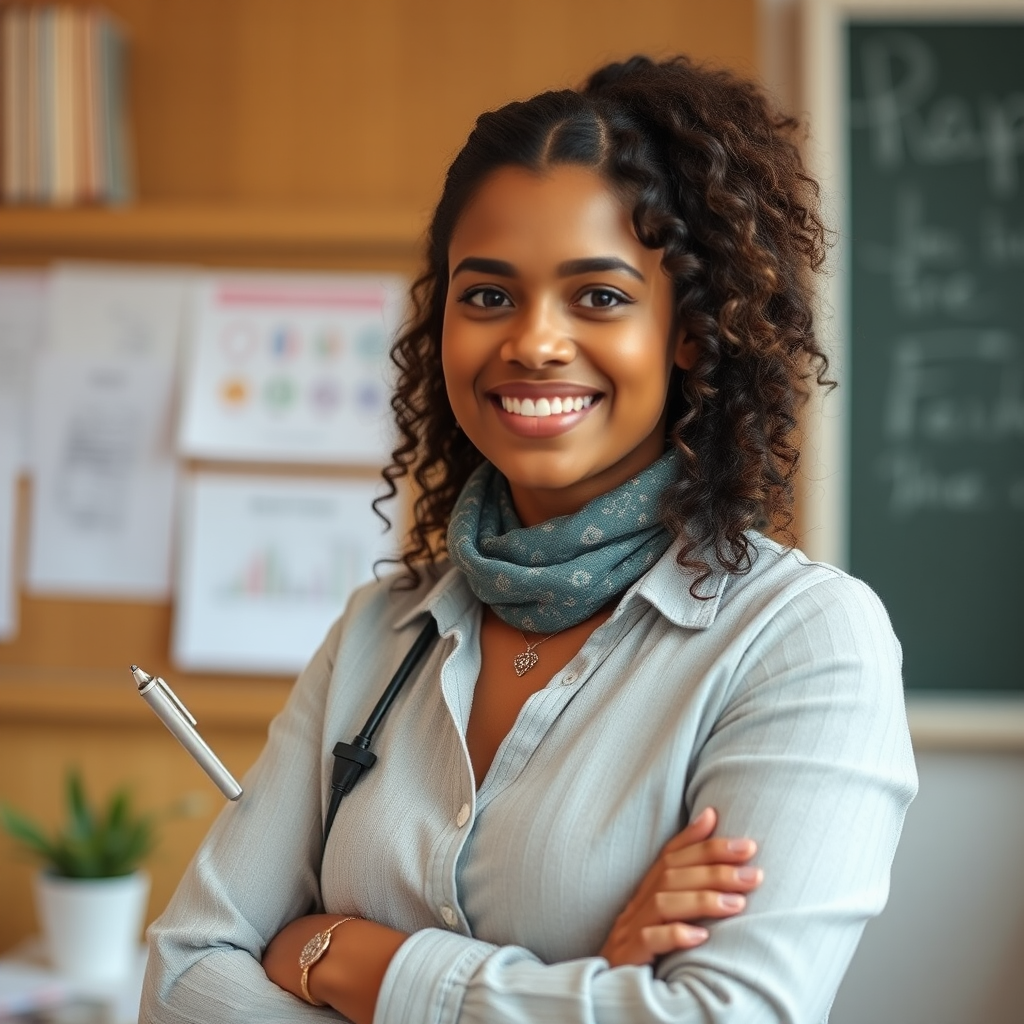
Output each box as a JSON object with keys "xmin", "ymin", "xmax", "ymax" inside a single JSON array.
[{"xmin": 506, "ymin": 449, "xmax": 669, "ymax": 527}]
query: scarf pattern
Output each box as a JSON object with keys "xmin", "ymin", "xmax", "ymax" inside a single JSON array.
[{"xmin": 447, "ymin": 449, "xmax": 680, "ymax": 633}]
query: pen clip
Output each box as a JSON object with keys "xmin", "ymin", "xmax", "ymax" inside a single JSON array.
[{"xmin": 155, "ymin": 675, "xmax": 198, "ymax": 727}]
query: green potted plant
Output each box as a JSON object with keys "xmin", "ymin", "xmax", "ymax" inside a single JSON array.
[{"xmin": 0, "ymin": 768, "xmax": 156, "ymax": 983}]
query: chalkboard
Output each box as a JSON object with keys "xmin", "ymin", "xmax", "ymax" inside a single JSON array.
[{"xmin": 846, "ymin": 20, "xmax": 1024, "ymax": 691}]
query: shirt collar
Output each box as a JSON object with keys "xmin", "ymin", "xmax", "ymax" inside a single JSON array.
[
  {"xmin": 393, "ymin": 561, "xmax": 476, "ymax": 636},
  {"xmin": 626, "ymin": 537, "xmax": 729, "ymax": 629}
]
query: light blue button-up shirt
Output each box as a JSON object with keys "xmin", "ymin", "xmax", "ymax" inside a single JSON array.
[{"xmin": 142, "ymin": 533, "xmax": 917, "ymax": 1024}]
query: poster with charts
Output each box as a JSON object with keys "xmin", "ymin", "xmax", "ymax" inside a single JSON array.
[
  {"xmin": 173, "ymin": 473, "xmax": 400, "ymax": 674},
  {"xmin": 177, "ymin": 273, "xmax": 407, "ymax": 465}
]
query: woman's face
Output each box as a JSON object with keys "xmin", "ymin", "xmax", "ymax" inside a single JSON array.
[{"xmin": 442, "ymin": 164, "xmax": 695, "ymax": 527}]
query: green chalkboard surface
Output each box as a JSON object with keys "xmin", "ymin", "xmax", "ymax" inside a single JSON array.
[{"xmin": 847, "ymin": 22, "xmax": 1024, "ymax": 691}]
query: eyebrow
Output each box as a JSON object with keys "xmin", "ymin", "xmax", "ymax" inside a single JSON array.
[
  {"xmin": 558, "ymin": 257, "xmax": 645, "ymax": 282},
  {"xmin": 450, "ymin": 255, "xmax": 645, "ymax": 282}
]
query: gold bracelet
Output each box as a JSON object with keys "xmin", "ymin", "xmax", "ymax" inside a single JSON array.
[{"xmin": 298, "ymin": 916, "xmax": 356, "ymax": 1006}]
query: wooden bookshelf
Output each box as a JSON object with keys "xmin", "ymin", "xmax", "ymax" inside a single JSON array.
[{"xmin": 0, "ymin": 204, "xmax": 426, "ymax": 264}]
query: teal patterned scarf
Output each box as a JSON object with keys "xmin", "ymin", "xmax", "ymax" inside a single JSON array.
[{"xmin": 447, "ymin": 448, "xmax": 680, "ymax": 633}]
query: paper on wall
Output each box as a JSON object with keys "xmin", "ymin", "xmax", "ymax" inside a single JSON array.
[
  {"xmin": 27, "ymin": 351, "xmax": 179, "ymax": 598},
  {"xmin": 0, "ymin": 270, "xmax": 47, "ymax": 472},
  {"xmin": 0, "ymin": 432, "xmax": 19, "ymax": 640},
  {"xmin": 177, "ymin": 272, "xmax": 407, "ymax": 464},
  {"xmin": 45, "ymin": 262, "xmax": 192, "ymax": 357},
  {"xmin": 172, "ymin": 473, "xmax": 400, "ymax": 674},
  {"xmin": 25, "ymin": 265, "xmax": 189, "ymax": 598}
]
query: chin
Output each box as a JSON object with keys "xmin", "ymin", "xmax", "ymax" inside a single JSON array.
[{"xmin": 494, "ymin": 456, "xmax": 595, "ymax": 492}]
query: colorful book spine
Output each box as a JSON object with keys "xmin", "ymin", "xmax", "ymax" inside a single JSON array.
[
  {"xmin": 25, "ymin": 8, "xmax": 39, "ymax": 199},
  {"xmin": 2, "ymin": 6, "xmax": 27, "ymax": 203},
  {"xmin": 37, "ymin": 6, "xmax": 56, "ymax": 202},
  {"xmin": 0, "ymin": 4, "xmax": 132, "ymax": 206}
]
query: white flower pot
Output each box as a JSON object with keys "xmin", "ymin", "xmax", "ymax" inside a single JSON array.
[{"xmin": 33, "ymin": 870, "xmax": 150, "ymax": 983}]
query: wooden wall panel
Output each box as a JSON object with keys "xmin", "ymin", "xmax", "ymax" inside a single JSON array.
[{"xmin": 106, "ymin": 0, "xmax": 757, "ymax": 207}]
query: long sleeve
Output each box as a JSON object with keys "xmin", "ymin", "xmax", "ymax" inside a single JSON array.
[
  {"xmin": 139, "ymin": 617, "xmax": 345, "ymax": 1023},
  {"xmin": 372, "ymin": 574, "xmax": 917, "ymax": 1024}
]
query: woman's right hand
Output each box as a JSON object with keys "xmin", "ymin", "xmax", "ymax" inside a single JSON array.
[{"xmin": 599, "ymin": 807, "xmax": 763, "ymax": 967}]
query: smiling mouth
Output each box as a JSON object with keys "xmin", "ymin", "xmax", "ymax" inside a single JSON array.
[{"xmin": 496, "ymin": 394, "xmax": 598, "ymax": 417}]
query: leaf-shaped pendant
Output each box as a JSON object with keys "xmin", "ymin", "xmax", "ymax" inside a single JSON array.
[{"xmin": 513, "ymin": 650, "xmax": 539, "ymax": 677}]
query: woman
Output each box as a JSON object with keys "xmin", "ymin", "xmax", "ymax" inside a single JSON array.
[{"xmin": 142, "ymin": 56, "xmax": 916, "ymax": 1023}]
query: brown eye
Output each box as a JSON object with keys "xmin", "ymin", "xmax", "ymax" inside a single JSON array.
[
  {"xmin": 462, "ymin": 287, "xmax": 512, "ymax": 308},
  {"xmin": 577, "ymin": 287, "xmax": 630, "ymax": 309}
]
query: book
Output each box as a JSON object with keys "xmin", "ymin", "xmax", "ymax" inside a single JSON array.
[
  {"xmin": 0, "ymin": 4, "xmax": 132, "ymax": 206},
  {"xmin": 2, "ymin": 6, "xmax": 27, "ymax": 202}
]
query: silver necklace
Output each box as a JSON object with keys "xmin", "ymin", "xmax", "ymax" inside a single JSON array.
[{"xmin": 513, "ymin": 630, "xmax": 554, "ymax": 677}]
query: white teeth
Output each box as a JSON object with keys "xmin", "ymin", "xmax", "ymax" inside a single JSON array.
[{"xmin": 499, "ymin": 395, "xmax": 595, "ymax": 417}]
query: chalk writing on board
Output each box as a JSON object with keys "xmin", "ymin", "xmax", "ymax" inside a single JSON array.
[
  {"xmin": 848, "ymin": 20, "xmax": 1024, "ymax": 691},
  {"xmin": 876, "ymin": 452, "xmax": 988, "ymax": 515},
  {"xmin": 852, "ymin": 30, "xmax": 1024, "ymax": 197},
  {"xmin": 885, "ymin": 331, "xmax": 1022, "ymax": 441},
  {"xmin": 877, "ymin": 329, "xmax": 1023, "ymax": 515},
  {"xmin": 860, "ymin": 187, "xmax": 981, "ymax": 315}
]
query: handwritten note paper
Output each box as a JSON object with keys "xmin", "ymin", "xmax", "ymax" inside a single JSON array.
[
  {"xmin": 178, "ymin": 273, "xmax": 407, "ymax": 465},
  {"xmin": 0, "ymin": 433, "xmax": 18, "ymax": 640},
  {"xmin": 27, "ymin": 352, "xmax": 179, "ymax": 598},
  {"xmin": 45, "ymin": 262, "xmax": 191, "ymax": 357},
  {"xmin": 0, "ymin": 271, "xmax": 47, "ymax": 472},
  {"xmin": 26, "ymin": 266, "xmax": 188, "ymax": 598},
  {"xmin": 172, "ymin": 474, "xmax": 399, "ymax": 674}
]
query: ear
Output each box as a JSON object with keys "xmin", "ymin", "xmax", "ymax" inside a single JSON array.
[{"xmin": 673, "ymin": 331, "xmax": 698, "ymax": 371}]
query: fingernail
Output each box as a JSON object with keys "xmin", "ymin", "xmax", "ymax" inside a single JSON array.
[
  {"xmin": 727, "ymin": 838, "xmax": 754, "ymax": 853},
  {"xmin": 737, "ymin": 867, "xmax": 762, "ymax": 882},
  {"xmin": 689, "ymin": 926, "xmax": 709, "ymax": 941},
  {"xmin": 719, "ymin": 894, "xmax": 745, "ymax": 909}
]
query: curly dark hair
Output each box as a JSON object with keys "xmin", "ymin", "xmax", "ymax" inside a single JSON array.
[{"xmin": 378, "ymin": 54, "xmax": 832, "ymax": 594}]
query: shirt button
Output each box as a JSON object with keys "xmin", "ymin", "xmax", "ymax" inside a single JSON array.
[
  {"xmin": 440, "ymin": 904, "xmax": 458, "ymax": 928},
  {"xmin": 456, "ymin": 802, "xmax": 471, "ymax": 828},
  {"xmin": 562, "ymin": 672, "xmax": 576, "ymax": 686}
]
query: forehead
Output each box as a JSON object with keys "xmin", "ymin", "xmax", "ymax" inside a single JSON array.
[{"xmin": 448, "ymin": 165, "xmax": 654, "ymax": 269}]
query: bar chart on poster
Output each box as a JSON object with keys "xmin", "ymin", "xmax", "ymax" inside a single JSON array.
[{"xmin": 844, "ymin": 17, "xmax": 1024, "ymax": 692}]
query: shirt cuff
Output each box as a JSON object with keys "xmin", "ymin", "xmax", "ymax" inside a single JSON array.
[{"xmin": 373, "ymin": 928, "xmax": 498, "ymax": 1024}]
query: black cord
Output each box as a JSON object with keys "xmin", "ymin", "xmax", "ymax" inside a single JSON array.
[{"xmin": 323, "ymin": 618, "xmax": 439, "ymax": 846}]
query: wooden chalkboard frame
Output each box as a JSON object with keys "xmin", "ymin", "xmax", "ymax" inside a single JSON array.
[{"xmin": 800, "ymin": 0, "xmax": 1024, "ymax": 745}]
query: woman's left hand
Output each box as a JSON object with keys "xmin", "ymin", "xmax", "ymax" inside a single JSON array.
[
  {"xmin": 599, "ymin": 807, "xmax": 763, "ymax": 968},
  {"xmin": 262, "ymin": 914, "xmax": 407, "ymax": 1023}
]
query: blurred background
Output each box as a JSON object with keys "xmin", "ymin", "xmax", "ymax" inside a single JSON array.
[{"xmin": 0, "ymin": 2, "xmax": 1021, "ymax": 1023}]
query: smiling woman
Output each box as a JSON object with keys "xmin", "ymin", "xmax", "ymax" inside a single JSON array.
[
  {"xmin": 141, "ymin": 55, "xmax": 917, "ymax": 1024},
  {"xmin": 442, "ymin": 165, "xmax": 692, "ymax": 524}
]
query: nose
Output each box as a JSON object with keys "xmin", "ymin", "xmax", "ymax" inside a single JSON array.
[{"xmin": 500, "ymin": 300, "xmax": 576, "ymax": 368}]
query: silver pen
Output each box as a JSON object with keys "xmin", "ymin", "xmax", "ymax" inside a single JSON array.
[{"xmin": 131, "ymin": 665, "xmax": 243, "ymax": 800}]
